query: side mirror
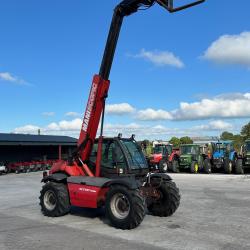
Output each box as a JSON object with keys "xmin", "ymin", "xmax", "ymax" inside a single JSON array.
[{"xmin": 157, "ymin": 0, "xmax": 205, "ymax": 13}]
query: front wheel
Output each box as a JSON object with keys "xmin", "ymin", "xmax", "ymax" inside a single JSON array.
[
  {"xmin": 224, "ymin": 159, "xmax": 232, "ymax": 174},
  {"xmin": 159, "ymin": 159, "xmax": 168, "ymax": 173},
  {"xmin": 147, "ymin": 180, "xmax": 180, "ymax": 217},
  {"xmin": 105, "ymin": 185, "xmax": 145, "ymax": 230},
  {"xmin": 172, "ymin": 160, "xmax": 180, "ymax": 173},
  {"xmin": 235, "ymin": 159, "xmax": 244, "ymax": 174},
  {"xmin": 203, "ymin": 159, "xmax": 212, "ymax": 174},
  {"xmin": 39, "ymin": 182, "xmax": 70, "ymax": 217}
]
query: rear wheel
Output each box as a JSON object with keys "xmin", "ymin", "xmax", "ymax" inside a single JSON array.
[
  {"xmin": 105, "ymin": 185, "xmax": 145, "ymax": 230},
  {"xmin": 191, "ymin": 161, "xmax": 199, "ymax": 174},
  {"xmin": 172, "ymin": 160, "xmax": 180, "ymax": 173},
  {"xmin": 235, "ymin": 159, "xmax": 244, "ymax": 174},
  {"xmin": 39, "ymin": 182, "xmax": 70, "ymax": 217},
  {"xmin": 147, "ymin": 180, "xmax": 180, "ymax": 217},
  {"xmin": 224, "ymin": 159, "xmax": 232, "ymax": 174},
  {"xmin": 159, "ymin": 159, "xmax": 168, "ymax": 173},
  {"xmin": 203, "ymin": 159, "xmax": 212, "ymax": 174}
]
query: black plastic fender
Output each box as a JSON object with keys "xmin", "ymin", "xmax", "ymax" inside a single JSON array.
[
  {"xmin": 149, "ymin": 172, "xmax": 172, "ymax": 181},
  {"xmin": 67, "ymin": 175, "xmax": 140, "ymax": 190},
  {"xmin": 42, "ymin": 173, "xmax": 68, "ymax": 183}
]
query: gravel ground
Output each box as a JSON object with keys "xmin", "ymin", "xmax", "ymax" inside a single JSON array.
[{"xmin": 0, "ymin": 172, "xmax": 250, "ymax": 250}]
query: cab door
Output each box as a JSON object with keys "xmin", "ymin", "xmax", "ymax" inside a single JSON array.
[{"xmin": 89, "ymin": 139, "xmax": 128, "ymax": 178}]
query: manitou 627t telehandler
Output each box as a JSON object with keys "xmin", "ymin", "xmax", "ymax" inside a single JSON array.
[{"xmin": 39, "ymin": 0, "xmax": 205, "ymax": 229}]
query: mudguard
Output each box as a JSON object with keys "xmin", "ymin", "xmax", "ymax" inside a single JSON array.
[
  {"xmin": 67, "ymin": 175, "xmax": 140, "ymax": 190},
  {"xmin": 150, "ymin": 172, "xmax": 172, "ymax": 181},
  {"xmin": 41, "ymin": 173, "xmax": 68, "ymax": 183}
]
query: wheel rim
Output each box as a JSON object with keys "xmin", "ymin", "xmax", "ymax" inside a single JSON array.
[
  {"xmin": 44, "ymin": 190, "xmax": 57, "ymax": 211},
  {"xmin": 229, "ymin": 162, "xmax": 232, "ymax": 172},
  {"xmin": 110, "ymin": 193, "xmax": 130, "ymax": 220},
  {"xmin": 195, "ymin": 163, "xmax": 198, "ymax": 173},
  {"xmin": 163, "ymin": 163, "xmax": 168, "ymax": 172}
]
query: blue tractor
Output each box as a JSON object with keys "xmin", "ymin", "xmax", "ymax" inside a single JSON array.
[{"xmin": 211, "ymin": 141, "xmax": 239, "ymax": 174}]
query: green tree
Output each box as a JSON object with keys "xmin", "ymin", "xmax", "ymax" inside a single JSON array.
[
  {"xmin": 220, "ymin": 131, "xmax": 234, "ymax": 141},
  {"xmin": 241, "ymin": 122, "xmax": 250, "ymax": 140},
  {"xmin": 233, "ymin": 134, "xmax": 244, "ymax": 153},
  {"xmin": 169, "ymin": 137, "xmax": 180, "ymax": 148},
  {"xmin": 180, "ymin": 136, "xmax": 193, "ymax": 145}
]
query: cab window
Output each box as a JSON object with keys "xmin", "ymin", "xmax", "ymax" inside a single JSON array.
[{"xmin": 89, "ymin": 141, "xmax": 127, "ymax": 170}]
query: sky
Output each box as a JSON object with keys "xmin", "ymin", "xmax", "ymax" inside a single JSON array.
[{"xmin": 0, "ymin": 0, "xmax": 250, "ymax": 140}]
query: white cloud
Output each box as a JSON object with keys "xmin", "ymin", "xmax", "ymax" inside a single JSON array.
[
  {"xmin": 203, "ymin": 32, "xmax": 250, "ymax": 67},
  {"xmin": 0, "ymin": 72, "xmax": 29, "ymax": 85},
  {"xmin": 14, "ymin": 119, "xmax": 82, "ymax": 137},
  {"xmin": 65, "ymin": 112, "xmax": 81, "ymax": 117},
  {"xmin": 12, "ymin": 119, "xmax": 236, "ymax": 140},
  {"xmin": 132, "ymin": 49, "xmax": 184, "ymax": 68},
  {"xmin": 136, "ymin": 93, "xmax": 250, "ymax": 121},
  {"xmin": 106, "ymin": 103, "xmax": 135, "ymax": 115},
  {"xmin": 14, "ymin": 125, "xmax": 41, "ymax": 134},
  {"xmin": 137, "ymin": 108, "xmax": 173, "ymax": 121},
  {"xmin": 47, "ymin": 119, "xmax": 82, "ymax": 131},
  {"xmin": 172, "ymin": 93, "xmax": 250, "ymax": 120},
  {"xmin": 103, "ymin": 123, "xmax": 188, "ymax": 139},
  {"xmin": 42, "ymin": 112, "xmax": 55, "ymax": 117},
  {"xmin": 0, "ymin": 72, "xmax": 17, "ymax": 82},
  {"xmin": 193, "ymin": 120, "xmax": 233, "ymax": 131}
]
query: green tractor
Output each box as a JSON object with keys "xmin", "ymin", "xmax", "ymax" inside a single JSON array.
[
  {"xmin": 173, "ymin": 144, "xmax": 211, "ymax": 174},
  {"xmin": 237, "ymin": 139, "xmax": 250, "ymax": 174}
]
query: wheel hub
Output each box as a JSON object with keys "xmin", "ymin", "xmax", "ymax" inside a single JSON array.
[
  {"xmin": 44, "ymin": 190, "xmax": 57, "ymax": 211},
  {"xmin": 110, "ymin": 193, "xmax": 130, "ymax": 220}
]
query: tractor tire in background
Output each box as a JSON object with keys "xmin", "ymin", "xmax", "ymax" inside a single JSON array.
[
  {"xmin": 190, "ymin": 161, "xmax": 199, "ymax": 174},
  {"xmin": 159, "ymin": 159, "xmax": 168, "ymax": 173},
  {"xmin": 203, "ymin": 159, "xmax": 212, "ymax": 174},
  {"xmin": 224, "ymin": 158, "xmax": 233, "ymax": 174},
  {"xmin": 105, "ymin": 185, "xmax": 146, "ymax": 230},
  {"xmin": 147, "ymin": 180, "xmax": 180, "ymax": 217},
  {"xmin": 39, "ymin": 182, "xmax": 70, "ymax": 217},
  {"xmin": 235, "ymin": 159, "xmax": 244, "ymax": 174},
  {"xmin": 172, "ymin": 160, "xmax": 180, "ymax": 173}
]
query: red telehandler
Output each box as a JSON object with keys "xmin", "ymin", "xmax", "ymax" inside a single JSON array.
[{"xmin": 39, "ymin": 0, "xmax": 205, "ymax": 229}]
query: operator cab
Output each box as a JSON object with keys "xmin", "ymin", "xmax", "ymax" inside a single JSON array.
[
  {"xmin": 180, "ymin": 144, "xmax": 199, "ymax": 155},
  {"xmin": 88, "ymin": 136, "xmax": 149, "ymax": 178},
  {"xmin": 153, "ymin": 144, "xmax": 172, "ymax": 155}
]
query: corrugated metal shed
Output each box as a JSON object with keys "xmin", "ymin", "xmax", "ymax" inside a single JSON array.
[{"xmin": 0, "ymin": 133, "xmax": 77, "ymax": 146}]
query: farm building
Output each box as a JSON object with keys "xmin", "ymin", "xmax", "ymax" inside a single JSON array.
[{"xmin": 0, "ymin": 133, "xmax": 77, "ymax": 164}]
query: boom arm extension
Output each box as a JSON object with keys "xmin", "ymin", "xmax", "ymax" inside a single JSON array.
[{"xmin": 76, "ymin": 0, "xmax": 205, "ymax": 176}]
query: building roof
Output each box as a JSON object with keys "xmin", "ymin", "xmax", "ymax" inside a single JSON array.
[{"xmin": 0, "ymin": 133, "xmax": 77, "ymax": 146}]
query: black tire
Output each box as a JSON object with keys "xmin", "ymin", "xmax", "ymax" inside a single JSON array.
[
  {"xmin": 224, "ymin": 158, "xmax": 232, "ymax": 174},
  {"xmin": 235, "ymin": 159, "xmax": 244, "ymax": 174},
  {"xmin": 105, "ymin": 185, "xmax": 146, "ymax": 230},
  {"xmin": 159, "ymin": 159, "xmax": 168, "ymax": 173},
  {"xmin": 15, "ymin": 170, "xmax": 19, "ymax": 174},
  {"xmin": 172, "ymin": 160, "xmax": 180, "ymax": 173},
  {"xmin": 148, "ymin": 180, "xmax": 180, "ymax": 217},
  {"xmin": 39, "ymin": 182, "xmax": 70, "ymax": 217},
  {"xmin": 190, "ymin": 161, "xmax": 199, "ymax": 174},
  {"xmin": 203, "ymin": 159, "xmax": 212, "ymax": 174}
]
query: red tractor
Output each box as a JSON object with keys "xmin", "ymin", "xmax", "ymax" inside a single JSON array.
[
  {"xmin": 39, "ymin": 0, "xmax": 205, "ymax": 229},
  {"xmin": 149, "ymin": 143, "xmax": 180, "ymax": 173}
]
